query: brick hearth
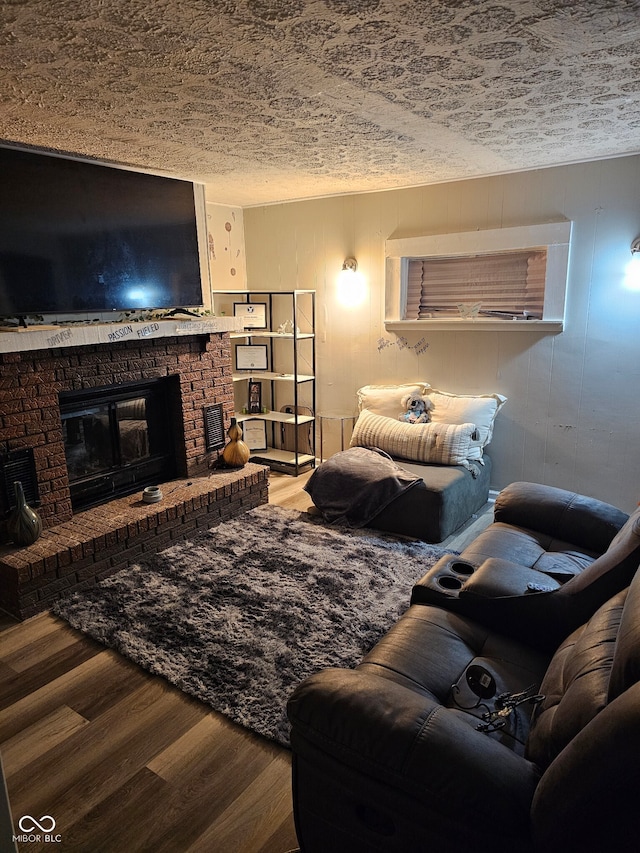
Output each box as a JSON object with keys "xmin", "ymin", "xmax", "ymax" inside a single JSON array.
[{"xmin": 0, "ymin": 464, "xmax": 268, "ymax": 620}]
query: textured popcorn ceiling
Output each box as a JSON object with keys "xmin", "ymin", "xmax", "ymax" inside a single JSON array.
[{"xmin": 1, "ymin": 0, "xmax": 639, "ymax": 206}]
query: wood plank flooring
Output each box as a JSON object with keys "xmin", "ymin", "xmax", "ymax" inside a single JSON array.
[{"xmin": 0, "ymin": 470, "xmax": 493, "ymax": 852}]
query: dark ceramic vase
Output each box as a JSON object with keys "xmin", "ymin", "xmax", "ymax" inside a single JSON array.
[{"xmin": 7, "ymin": 481, "xmax": 43, "ymax": 546}]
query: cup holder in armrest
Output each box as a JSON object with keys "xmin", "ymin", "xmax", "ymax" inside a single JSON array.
[
  {"xmin": 413, "ymin": 555, "xmax": 479, "ymax": 601},
  {"xmin": 438, "ymin": 575, "xmax": 464, "ymax": 591},
  {"xmin": 449, "ymin": 560, "xmax": 475, "ymax": 576}
]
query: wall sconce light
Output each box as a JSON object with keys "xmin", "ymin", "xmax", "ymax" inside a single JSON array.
[
  {"xmin": 623, "ymin": 236, "xmax": 640, "ymax": 291},
  {"xmin": 337, "ymin": 257, "xmax": 366, "ymax": 307}
]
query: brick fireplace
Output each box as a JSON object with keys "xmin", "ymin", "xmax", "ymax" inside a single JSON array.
[
  {"xmin": 1, "ymin": 331, "xmax": 237, "ymax": 525},
  {"xmin": 0, "ymin": 326, "xmax": 269, "ymax": 619}
]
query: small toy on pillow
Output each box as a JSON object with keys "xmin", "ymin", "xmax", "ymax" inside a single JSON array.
[{"xmin": 399, "ymin": 391, "xmax": 433, "ymax": 424}]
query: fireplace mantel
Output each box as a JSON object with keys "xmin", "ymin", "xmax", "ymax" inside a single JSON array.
[{"xmin": 0, "ymin": 316, "xmax": 243, "ymax": 355}]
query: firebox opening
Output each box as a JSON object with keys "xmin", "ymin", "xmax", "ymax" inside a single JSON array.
[{"xmin": 59, "ymin": 378, "xmax": 178, "ymax": 511}]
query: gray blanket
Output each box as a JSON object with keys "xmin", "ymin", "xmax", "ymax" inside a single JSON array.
[{"xmin": 305, "ymin": 446, "xmax": 422, "ymax": 528}]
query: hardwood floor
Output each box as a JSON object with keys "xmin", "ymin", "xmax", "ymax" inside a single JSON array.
[{"xmin": 0, "ymin": 470, "xmax": 493, "ymax": 852}]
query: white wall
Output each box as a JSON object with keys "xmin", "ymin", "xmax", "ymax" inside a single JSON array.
[
  {"xmin": 240, "ymin": 155, "xmax": 640, "ymax": 511},
  {"xmin": 206, "ymin": 202, "xmax": 247, "ymax": 291}
]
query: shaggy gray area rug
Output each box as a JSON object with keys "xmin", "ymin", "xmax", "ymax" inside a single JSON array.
[{"xmin": 53, "ymin": 504, "xmax": 453, "ymax": 746}]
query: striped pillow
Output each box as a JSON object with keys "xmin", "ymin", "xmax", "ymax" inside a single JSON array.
[{"xmin": 351, "ymin": 409, "xmax": 477, "ymax": 466}]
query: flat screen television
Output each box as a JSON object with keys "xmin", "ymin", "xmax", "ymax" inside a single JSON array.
[{"xmin": 0, "ymin": 145, "xmax": 208, "ymax": 320}]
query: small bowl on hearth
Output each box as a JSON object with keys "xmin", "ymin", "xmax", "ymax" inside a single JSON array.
[{"xmin": 142, "ymin": 486, "xmax": 163, "ymax": 504}]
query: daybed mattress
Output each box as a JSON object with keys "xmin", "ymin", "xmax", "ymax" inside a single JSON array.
[{"xmin": 369, "ymin": 455, "xmax": 492, "ymax": 543}]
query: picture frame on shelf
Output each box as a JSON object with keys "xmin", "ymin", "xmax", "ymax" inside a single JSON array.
[
  {"xmin": 235, "ymin": 344, "xmax": 268, "ymax": 371},
  {"xmin": 242, "ymin": 418, "xmax": 268, "ymax": 451},
  {"xmin": 234, "ymin": 302, "xmax": 267, "ymax": 329},
  {"xmin": 248, "ymin": 380, "xmax": 262, "ymax": 414}
]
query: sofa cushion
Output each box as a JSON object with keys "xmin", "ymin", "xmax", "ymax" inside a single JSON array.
[
  {"xmin": 370, "ymin": 456, "xmax": 492, "ymax": 543},
  {"xmin": 357, "ymin": 383, "xmax": 429, "ymax": 419},
  {"xmin": 525, "ymin": 588, "xmax": 626, "ymax": 769},
  {"xmin": 461, "ymin": 522, "xmax": 599, "ymax": 580},
  {"xmin": 461, "ymin": 500, "xmax": 640, "ymax": 587},
  {"xmin": 351, "ymin": 408, "xmax": 477, "ymax": 466},
  {"xmin": 556, "ymin": 503, "xmax": 640, "ymax": 598},
  {"xmin": 608, "ymin": 545, "xmax": 640, "ymax": 701},
  {"xmin": 425, "ymin": 388, "xmax": 507, "ymax": 460},
  {"xmin": 494, "ymin": 481, "xmax": 629, "ymax": 556},
  {"xmin": 358, "ymin": 604, "xmax": 550, "ymax": 755}
]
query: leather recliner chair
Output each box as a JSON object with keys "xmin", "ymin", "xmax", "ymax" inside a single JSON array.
[{"xmin": 287, "ymin": 485, "xmax": 640, "ymax": 853}]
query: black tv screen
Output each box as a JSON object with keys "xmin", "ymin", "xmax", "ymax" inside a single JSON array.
[{"xmin": 0, "ymin": 145, "xmax": 207, "ymax": 318}]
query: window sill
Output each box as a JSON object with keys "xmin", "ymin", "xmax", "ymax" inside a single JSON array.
[{"xmin": 385, "ymin": 319, "xmax": 564, "ymax": 332}]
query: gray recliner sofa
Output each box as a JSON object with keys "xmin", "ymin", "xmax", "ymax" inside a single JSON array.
[{"xmin": 287, "ymin": 483, "xmax": 640, "ymax": 853}]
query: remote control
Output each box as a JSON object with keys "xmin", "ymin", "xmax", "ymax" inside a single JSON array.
[{"xmin": 527, "ymin": 581, "xmax": 554, "ymax": 593}]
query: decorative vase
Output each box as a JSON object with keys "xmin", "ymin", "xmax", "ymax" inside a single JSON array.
[
  {"xmin": 6, "ymin": 481, "xmax": 42, "ymax": 546},
  {"xmin": 222, "ymin": 418, "xmax": 250, "ymax": 468}
]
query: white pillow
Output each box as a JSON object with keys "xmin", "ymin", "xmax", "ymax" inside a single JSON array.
[
  {"xmin": 350, "ymin": 409, "xmax": 477, "ymax": 467},
  {"xmin": 425, "ymin": 388, "xmax": 507, "ymax": 460},
  {"xmin": 357, "ymin": 383, "xmax": 430, "ymax": 419}
]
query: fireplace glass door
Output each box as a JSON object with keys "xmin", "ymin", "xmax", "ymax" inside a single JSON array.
[{"xmin": 60, "ymin": 379, "xmax": 177, "ymax": 510}]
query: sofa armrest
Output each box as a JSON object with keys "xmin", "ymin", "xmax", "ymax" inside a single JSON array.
[
  {"xmin": 412, "ymin": 556, "xmax": 576, "ymax": 651},
  {"xmin": 460, "ymin": 558, "xmax": 561, "ymax": 598},
  {"xmin": 412, "ymin": 555, "xmax": 560, "ymax": 608},
  {"xmin": 494, "ymin": 482, "xmax": 628, "ymax": 554},
  {"xmin": 288, "ymin": 667, "xmax": 539, "ymax": 836}
]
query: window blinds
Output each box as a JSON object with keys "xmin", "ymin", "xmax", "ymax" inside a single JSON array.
[{"xmin": 406, "ymin": 250, "xmax": 547, "ymax": 320}]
